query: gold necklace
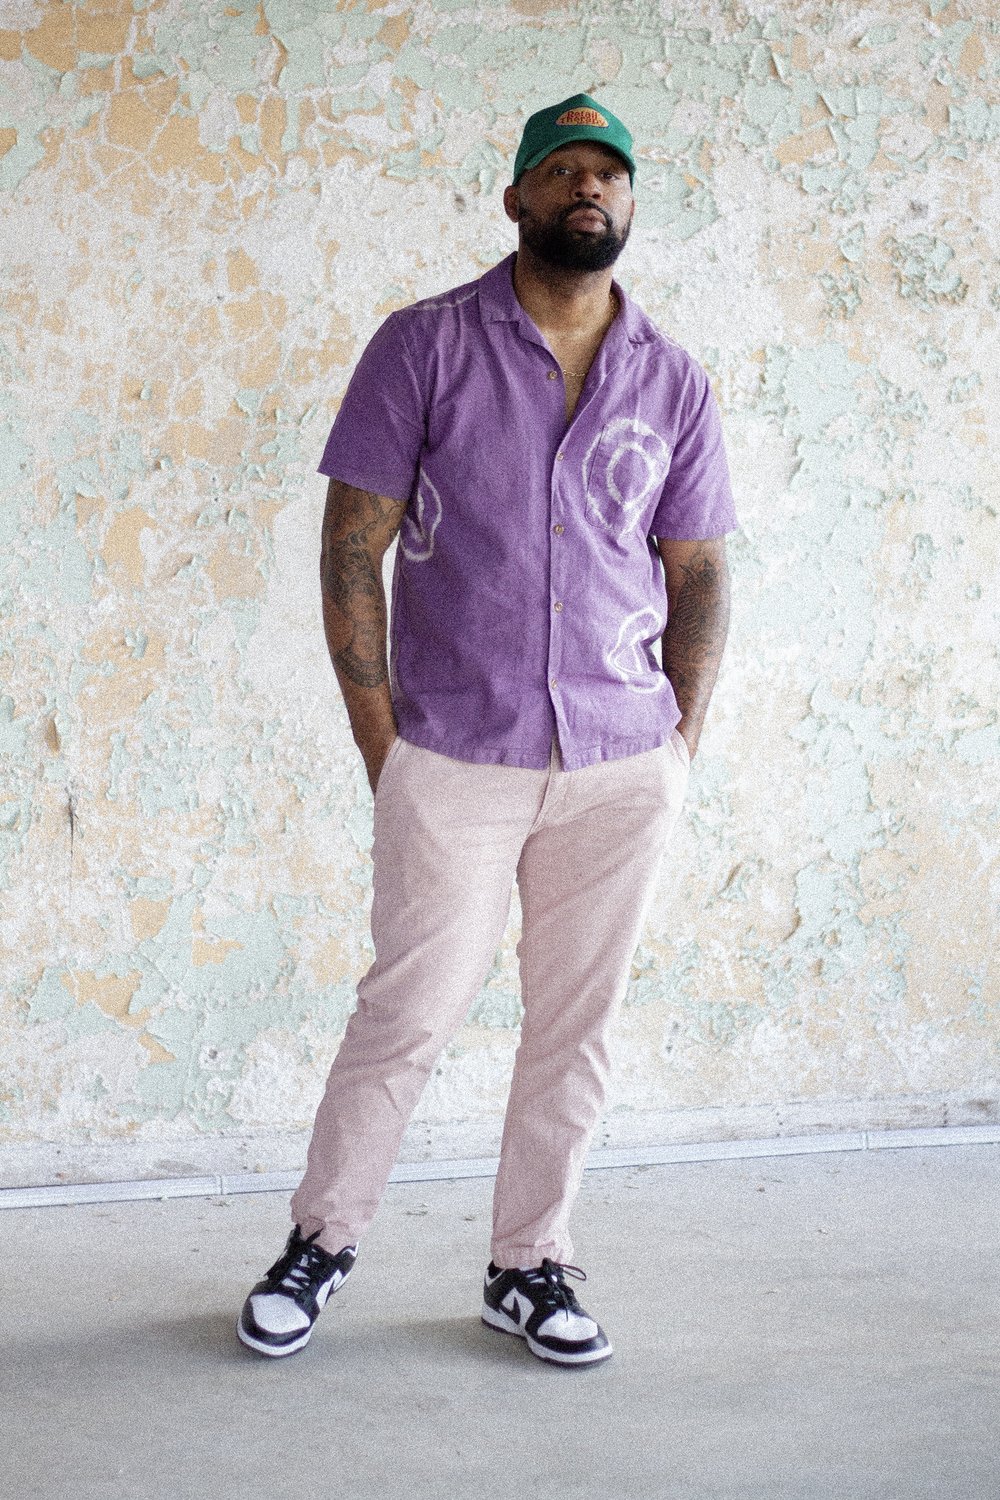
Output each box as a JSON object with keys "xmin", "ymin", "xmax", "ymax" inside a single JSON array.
[{"xmin": 551, "ymin": 291, "xmax": 619, "ymax": 378}]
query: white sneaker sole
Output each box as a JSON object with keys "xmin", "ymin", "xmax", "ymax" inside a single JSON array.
[
  {"xmin": 236, "ymin": 1314, "xmax": 313, "ymax": 1358},
  {"xmin": 481, "ymin": 1302, "xmax": 613, "ymax": 1366}
]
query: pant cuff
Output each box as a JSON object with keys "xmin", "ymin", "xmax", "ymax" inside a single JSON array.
[
  {"xmin": 293, "ymin": 1214, "xmax": 358, "ymax": 1258},
  {"xmin": 489, "ymin": 1241, "xmax": 569, "ymax": 1270}
]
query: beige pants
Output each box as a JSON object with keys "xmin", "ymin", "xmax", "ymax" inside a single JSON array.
[{"xmin": 291, "ymin": 730, "xmax": 690, "ymax": 1268}]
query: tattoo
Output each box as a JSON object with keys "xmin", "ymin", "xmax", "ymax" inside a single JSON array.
[
  {"xmin": 660, "ymin": 546, "xmax": 731, "ymax": 739},
  {"xmin": 320, "ymin": 482, "xmax": 404, "ymax": 690},
  {"xmin": 332, "ymin": 641, "xmax": 387, "ymax": 689}
]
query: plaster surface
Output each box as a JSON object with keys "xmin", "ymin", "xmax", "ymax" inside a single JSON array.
[{"xmin": 0, "ymin": 0, "xmax": 997, "ymax": 1169}]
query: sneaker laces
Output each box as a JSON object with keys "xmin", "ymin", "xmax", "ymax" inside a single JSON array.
[
  {"xmin": 266, "ymin": 1230, "xmax": 333, "ymax": 1301},
  {"xmin": 521, "ymin": 1258, "xmax": 587, "ymax": 1315}
]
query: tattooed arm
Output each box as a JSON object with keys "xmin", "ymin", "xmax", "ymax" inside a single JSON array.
[
  {"xmin": 655, "ymin": 536, "xmax": 731, "ymax": 760},
  {"xmin": 320, "ymin": 477, "xmax": 408, "ymax": 792}
]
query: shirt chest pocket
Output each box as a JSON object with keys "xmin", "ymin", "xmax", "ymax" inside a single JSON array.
[{"xmin": 583, "ymin": 418, "xmax": 673, "ymax": 537}]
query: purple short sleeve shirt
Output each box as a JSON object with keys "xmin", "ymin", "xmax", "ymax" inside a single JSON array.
[{"xmin": 318, "ymin": 253, "xmax": 738, "ymax": 771}]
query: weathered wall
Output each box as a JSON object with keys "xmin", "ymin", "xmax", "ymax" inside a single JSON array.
[{"xmin": 1, "ymin": 0, "xmax": 997, "ymax": 1182}]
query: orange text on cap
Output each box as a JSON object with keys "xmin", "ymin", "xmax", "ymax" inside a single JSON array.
[{"xmin": 555, "ymin": 108, "xmax": 608, "ymax": 128}]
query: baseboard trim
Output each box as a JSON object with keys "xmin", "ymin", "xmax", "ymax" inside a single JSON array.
[{"xmin": 3, "ymin": 1122, "xmax": 999, "ymax": 1211}]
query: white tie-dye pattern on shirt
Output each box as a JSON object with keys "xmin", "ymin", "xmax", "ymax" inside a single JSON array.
[
  {"xmin": 608, "ymin": 606, "xmax": 668, "ymax": 693},
  {"xmin": 583, "ymin": 418, "xmax": 673, "ymax": 535},
  {"xmin": 400, "ymin": 469, "xmax": 443, "ymax": 562}
]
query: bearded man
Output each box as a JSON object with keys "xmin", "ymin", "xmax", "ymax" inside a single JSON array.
[{"xmin": 238, "ymin": 94, "xmax": 737, "ymax": 1368}]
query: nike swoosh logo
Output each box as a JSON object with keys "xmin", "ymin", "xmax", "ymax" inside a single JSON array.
[{"xmin": 501, "ymin": 1291, "xmax": 522, "ymax": 1325}]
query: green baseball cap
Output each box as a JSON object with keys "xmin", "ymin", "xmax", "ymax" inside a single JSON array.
[{"xmin": 513, "ymin": 93, "xmax": 635, "ymax": 185}]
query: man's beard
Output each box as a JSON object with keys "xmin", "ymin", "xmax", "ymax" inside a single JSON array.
[{"xmin": 517, "ymin": 202, "xmax": 630, "ymax": 272}]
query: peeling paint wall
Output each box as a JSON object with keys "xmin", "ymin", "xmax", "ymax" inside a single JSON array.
[{"xmin": 1, "ymin": 0, "xmax": 997, "ymax": 1177}]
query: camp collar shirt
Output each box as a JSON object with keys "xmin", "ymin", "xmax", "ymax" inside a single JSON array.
[{"xmin": 317, "ymin": 252, "xmax": 738, "ymax": 772}]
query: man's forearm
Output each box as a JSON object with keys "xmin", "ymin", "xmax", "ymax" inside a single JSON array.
[
  {"xmin": 319, "ymin": 483, "xmax": 403, "ymax": 786},
  {"xmin": 320, "ymin": 566, "xmax": 396, "ymax": 756},
  {"xmin": 660, "ymin": 546, "xmax": 731, "ymax": 757}
]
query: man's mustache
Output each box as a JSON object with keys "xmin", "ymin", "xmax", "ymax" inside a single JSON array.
[{"xmin": 560, "ymin": 202, "xmax": 611, "ymax": 229}]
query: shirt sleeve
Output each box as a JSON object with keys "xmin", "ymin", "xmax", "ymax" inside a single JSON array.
[
  {"xmin": 316, "ymin": 311, "xmax": 426, "ymax": 502},
  {"xmin": 649, "ymin": 366, "xmax": 739, "ymax": 540}
]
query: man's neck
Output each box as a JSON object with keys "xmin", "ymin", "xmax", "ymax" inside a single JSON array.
[{"xmin": 512, "ymin": 247, "xmax": 617, "ymax": 336}]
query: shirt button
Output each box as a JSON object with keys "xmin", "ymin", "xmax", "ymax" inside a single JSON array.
[
  {"xmin": 550, "ymin": 678, "xmax": 558, "ymax": 690},
  {"xmin": 553, "ymin": 524, "xmax": 564, "ymax": 535},
  {"xmin": 553, "ymin": 601, "xmax": 563, "ymax": 612},
  {"xmin": 555, "ymin": 453, "xmax": 565, "ymax": 461},
  {"xmin": 547, "ymin": 370, "xmax": 558, "ymax": 381}
]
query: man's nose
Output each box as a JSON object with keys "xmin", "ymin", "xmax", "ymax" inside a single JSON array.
[{"xmin": 571, "ymin": 172, "xmax": 603, "ymax": 199}]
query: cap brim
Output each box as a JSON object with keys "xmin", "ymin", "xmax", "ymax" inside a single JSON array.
[{"xmin": 516, "ymin": 136, "xmax": 635, "ymax": 183}]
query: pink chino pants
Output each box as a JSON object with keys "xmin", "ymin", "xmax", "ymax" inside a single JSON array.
[{"xmin": 291, "ymin": 730, "xmax": 690, "ymax": 1268}]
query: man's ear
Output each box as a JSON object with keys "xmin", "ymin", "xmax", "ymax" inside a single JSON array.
[{"xmin": 502, "ymin": 183, "xmax": 520, "ymax": 224}]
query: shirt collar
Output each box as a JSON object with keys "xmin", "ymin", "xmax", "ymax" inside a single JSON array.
[{"xmin": 477, "ymin": 252, "xmax": 657, "ymax": 348}]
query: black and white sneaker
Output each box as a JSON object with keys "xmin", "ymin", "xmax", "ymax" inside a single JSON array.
[
  {"xmin": 237, "ymin": 1225, "xmax": 357, "ymax": 1358},
  {"xmin": 481, "ymin": 1258, "xmax": 613, "ymax": 1366}
]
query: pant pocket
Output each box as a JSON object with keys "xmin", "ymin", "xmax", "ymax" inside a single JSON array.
[
  {"xmin": 670, "ymin": 726, "xmax": 691, "ymax": 771},
  {"xmin": 373, "ymin": 735, "xmax": 405, "ymax": 804}
]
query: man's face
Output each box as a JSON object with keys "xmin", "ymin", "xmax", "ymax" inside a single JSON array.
[{"xmin": 504, "ymin": 142, "xmax": 635, "ymax": 272}]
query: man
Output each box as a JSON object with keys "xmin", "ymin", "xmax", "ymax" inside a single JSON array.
[{"xmin": 238, "ymin": 94, "xmax": 736, "ymax": 1367}]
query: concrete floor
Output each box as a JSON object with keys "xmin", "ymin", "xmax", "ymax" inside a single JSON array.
[{"xmin": 2, "ymin": 1144, "xmax": 998, "ymax": 1500}]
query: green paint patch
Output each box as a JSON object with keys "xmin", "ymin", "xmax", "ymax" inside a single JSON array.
[
  {"xmin": 0, "ymin": 796, "xmax": 27, "ymax": 834},
  {"xmin": 928, "ymin": 20, "xmax": 975, "ymax": 70},
  {"xmin": 457, "ymin": 143, "xmax": 505, "ymax": 198},
  {"xmin": 910, "ymin": 532, "xmax": 939, "ymax": 584},
  {"xmin": 917, "ymin": 340, "xmax": 947, "ymax": 370},
  {"xmin": 762, "ymin": 342, "xmax": 866, "ymax": 446},
  {"xmin": 800, "ymin": 163, "xmax": 848, "ymax": 196},
  {"xmin": 0, "ymin": 132, "xmax": 45, "ymax": 195},
  {"xmin": 636, "ymin": 165, "xmax": 718, "ymax": 240},
  {"xmin": 947, "ymin": 372, "xmax": 983, "ymax": 404},
  {"xmin": 858, "ymin": 25, "xmax": 898, "ymax": 48},
  {"xmin": 130, "ymin": 53, "xmax": 165, "ymax": 80},
  {"xmin": 25, "ymin": 967, "xmax": 76, "ymax": 1025},
  {"xmin": 66, "ymin": 1002, "xmax": 125, "ymax": 1042},
  {"xmin": 0, "ymin": 420, "xmax": 32, "ymax": 551},
  {"xmin": 683, "ymin": 998, "xmax": 759, "ymax": 1049},
  {"xmin": 468, "ymin": 987, "xmax": 523, "ymax": 1030},
  {"xmin": 0, "ymin": 694, "xmax": 29, "ymax": 758},
  {"xmin": 951, "ymin": 723, "xmax": 1000, "ymax": 767},
  {"xmin": 890, "ymin": 233, "xmax": 968, "ymax": 306},
  {"xmin": 236, "ymin": 389, "xmax": 262, "ymax": 417},
  {"xmin": 16, "ymin": 508, "xmax": 93, "ymax": 607},
  {"xmin": 742, "ymin": 77, "xmax": 797, "ymax": 136},
  {"xmin": 787, "ymin": 862, "xmax": 869, "ymax": 984},
  {"xmin": 838, "ymin": 225, "xmax": 865, "ymax": 264},
  {"xmin": 820, "ymin": 271, "xmax": 861, "ymax": 320},
  {"xmin": 948, "ymin": 98, "xmax": 1000, "ymax": 142}
]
